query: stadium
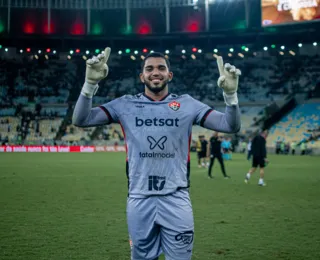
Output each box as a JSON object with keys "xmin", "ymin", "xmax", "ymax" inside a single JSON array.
[{"xmin": 0, "ymin": 0, "xmax": 320, "ymax": 259}]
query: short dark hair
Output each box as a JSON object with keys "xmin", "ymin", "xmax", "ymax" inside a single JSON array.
[{"xmin": 141, "ymin": 52, "xmax": 171, "ymax": 71}]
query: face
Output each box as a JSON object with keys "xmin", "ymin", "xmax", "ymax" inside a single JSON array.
[{"xmin": 140, "ymin": 57, "xmax": 173, "ymax": 94}]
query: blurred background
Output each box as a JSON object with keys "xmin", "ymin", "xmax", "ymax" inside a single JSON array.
[{"xmin": 0, "ymin": 0, "xmax": 319, "ymax": 155}]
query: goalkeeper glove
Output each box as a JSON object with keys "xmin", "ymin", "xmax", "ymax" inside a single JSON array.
[
  {"xmin": 216, "ymin": 56, "xmax": 241, "ymax": 106},
  {"xmin": 81, "ymin": 47, "xmax": 111, "ymax": 98}
]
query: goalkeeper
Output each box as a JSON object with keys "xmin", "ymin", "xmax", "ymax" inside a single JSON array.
[{"xmin": 72, "ymin": 47, "xmax": 241, "ymax": 260}]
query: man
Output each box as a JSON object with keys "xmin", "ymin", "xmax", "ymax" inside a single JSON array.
[
  {"xmin": 197, "ymin": 135, "xmax": 209, "ymax": 168},
  {"xmin": 221, "ymin": 136, "xmax": 232, "ymax": 160},
  {"xmin": 72, "ymin": 47, "xmax": 241, "ymax": 260},
  {"xmin": 245, "ymin": 130, "xmax": 268, "ymax": 187},
  {"xmin": 201, "ymin": 136, "xmax": 209, "ymax": 168},
  {"xmin": 300, "ymin": 141, "xmax": 306, "ymax": 155},
  {"xmin": 275, "ymin": 141, "xmax": 281, "ymax": 154},
  {"xmin": 226, "ymin": 137, "xmax": 233, "ymax": 160},
  {"xmin": 241, "ymin": 139, "xmax": 246, "ymax": 154},
  {"xmin": 291, "ymin": 140, "xmax": 296, "ymax": 155},
  {"xmin": 196, "ymin": 136, "xmax": 203, "ymax": 168},
  {"xmin": 207, "ymin": 132, "xmax": 229, "ymax": 179}
]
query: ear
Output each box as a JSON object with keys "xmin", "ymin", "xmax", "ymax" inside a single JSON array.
[
  {"xmin": 168, "ymin": 71, "xmax": 173, "ymax": 82},
  {"xmin": 139, "ymin": 73, "xmax": 144, "ymax": 83}
]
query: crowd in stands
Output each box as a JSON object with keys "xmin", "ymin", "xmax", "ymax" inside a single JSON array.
[
  {"xmin": 1, "ymin": 47, "xmax": 319, "ymax": 152},
  {"xmin": 268, "ymin": 103, "xmax": 320, "ymax": 150}
]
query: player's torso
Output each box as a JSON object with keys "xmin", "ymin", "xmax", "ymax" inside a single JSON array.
[
  {"xmin": 210, "ymin": 138, "xmax": 221, "ymax": 154},
  {"xmin": 120, "ymin": 94, "xmax": 194, "ymax": 160},
  {"xmin": 201, "ymin": 140, "xmax": 207, "ymax": 151},
  {"xmin": 118, "ymin": 94, "xmax": 194, "ymax": 196}
]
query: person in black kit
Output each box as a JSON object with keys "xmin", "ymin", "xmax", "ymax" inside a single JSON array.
[
  {"xmin": 245, "ymin": 130, "xmax": 269, "ymax": 186},
  {"xmin": 207, "ymin": 132, "xmax": 230, "ymax": 179},
  {"xmin": 200, "ymin": 135, "xmax": 209, "ymax": 168}
]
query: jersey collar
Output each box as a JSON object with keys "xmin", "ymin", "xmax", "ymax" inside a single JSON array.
[{"xmin": 143, "ymin": 92, "xmax": 171, "ymax": 102}]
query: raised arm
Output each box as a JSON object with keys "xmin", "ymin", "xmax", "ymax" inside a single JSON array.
[
  {"xmin": 72, "ymin": 90, "xmax": 111, "ymax": 127},
  {"xmin": 203, "ymin": 105, "xmax": 240, "ymax": 133},
  {"xmin": 202, "ymin": 56, "xmax": 241, "ymax": 133},
  {"xmin": 72, "ymin": 47, "xmax": 112, "ymax": 127}
]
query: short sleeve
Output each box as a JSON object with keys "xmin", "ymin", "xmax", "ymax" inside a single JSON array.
[
  {"xmin": 99, "ymin": 97, "xmax": 123, "ymax": 124},
  {"xmin": 190, "ymin": 97, "xmax": 214, "ymax": 126}
]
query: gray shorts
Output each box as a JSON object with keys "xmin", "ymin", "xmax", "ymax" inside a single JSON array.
[{"xmin": 127, "ymin": 189, "xmax": 194, "ymax": 260}]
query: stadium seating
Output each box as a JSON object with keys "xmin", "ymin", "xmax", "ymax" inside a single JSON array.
[
  {"xmin": 0, "ymin": 117, "xmax": 21, "ymax": 144},
  {"xmin": 268, "ymin": 102, "xmax": 320, "ymax": 148},
  {"xmin": 25, "ymin": 119, "xmax": 63, "ymax": 144},
  {"xmin": 61, "ymin": 125, "xmax": 96, "ymax": 142}
]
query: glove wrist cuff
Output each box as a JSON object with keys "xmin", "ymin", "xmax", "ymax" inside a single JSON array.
[
  {"xmin": 223, "ymin": 92, "xmax": 238, "ymax": 106},
  {"xmin": 81, "ymin": 82, "xmax": 99, "ymax": 98}
]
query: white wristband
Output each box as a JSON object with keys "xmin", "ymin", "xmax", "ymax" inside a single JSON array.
[
  {"xmin": 223, "ymin": 92, "xmax": 238, "ymax": 106},
  {"xmin": 81, "ymin": 82, "xmax": 99, "ymax": 98}
]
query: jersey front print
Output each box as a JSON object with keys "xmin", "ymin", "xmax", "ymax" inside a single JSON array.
[{"xmin": 100, "ymin": 93, "xmax": 212, "ymax": 198}]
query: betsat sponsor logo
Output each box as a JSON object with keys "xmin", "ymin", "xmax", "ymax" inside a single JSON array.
[{"xmin": 136, "ymin": 117, "xmax": 179, "ymax": 127}]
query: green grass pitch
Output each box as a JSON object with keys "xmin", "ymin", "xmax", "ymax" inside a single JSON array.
[{"xmin": 1, "ymin": 153, "xmax": 320, "ymax": 260}]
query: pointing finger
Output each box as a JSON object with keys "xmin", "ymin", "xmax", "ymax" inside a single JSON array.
[
  {"xmin": 102, "ymin": 47, "xmax": 111, "ymax": 63},
  {"xmin": 216, "ymin": 56, "xmax": 224, "ymax": 76}
]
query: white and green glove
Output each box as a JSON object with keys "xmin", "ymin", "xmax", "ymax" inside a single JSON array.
[
  {"xmin": 81, "ymin": 47, "xmax": 111, "ymax": 98},
  {"xmin": 216, "ymin": 56, "xmax": 241, "ymax": 106}
]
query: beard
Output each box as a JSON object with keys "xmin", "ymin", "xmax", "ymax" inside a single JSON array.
[{"xmin": 144, "ymin": 78, "xmax": 169, "ymax": 94}]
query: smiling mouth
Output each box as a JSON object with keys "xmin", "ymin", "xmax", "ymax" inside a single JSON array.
[{"xmin": 151, "ymin": 79, "xmax": 162, "ymax": 84}]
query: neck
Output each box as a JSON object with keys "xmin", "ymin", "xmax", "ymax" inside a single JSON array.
[{"xmin": 144, "ymin": 86, "xmax": 169, "ymax": 101}]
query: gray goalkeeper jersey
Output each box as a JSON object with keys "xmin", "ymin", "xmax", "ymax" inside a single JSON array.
[{"xmin": 100, "ymin": 93, "xmax": 212, "ymax": 198}]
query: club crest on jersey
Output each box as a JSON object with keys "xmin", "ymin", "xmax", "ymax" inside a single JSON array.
[{"xmin": 169, "ymin": 101, "xmax": 180, "ymax": 111}]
